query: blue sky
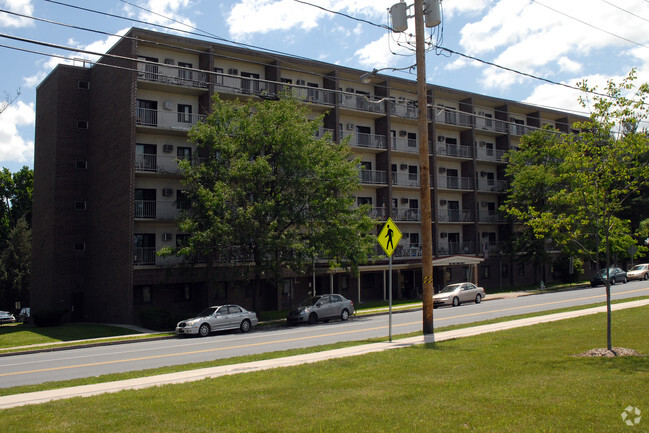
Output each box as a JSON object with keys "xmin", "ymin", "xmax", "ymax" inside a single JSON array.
[{"xmin": 2, "ymin": 0, "xmax": 649, "ymax": 173}]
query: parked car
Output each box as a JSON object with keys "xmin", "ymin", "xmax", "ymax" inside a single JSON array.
[
  {"xmin": 175, "ymin": 304, "xmax": 258, "ymax": 337},
  {"xmin": 626, "ymin": 263, "xmax": 649, "ymax": 281},
  {"xmin": 0, "ymin": 311, "xmax": 16, "ymax": 324},
  {"xmin": 590, "ymin": 267, "xmax": 628, "ymax": 287},
  {"xmin": 18, "ymin": 307, "xmax": 30, "ymax": 322},
  {"xmin": 287, "ymin": 294, "xmax": 354, "ymax": 325},
  {"xmin": 433, "ymin": 282, "xmax": 486, "ymax": 308}
]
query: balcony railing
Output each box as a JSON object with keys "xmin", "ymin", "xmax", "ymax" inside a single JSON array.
[
  {"xmin": 477, "ymin": 178, "xmax": 508, "ymax": 192},
  {"xmin": 393, "ymin": 208, "xmax": 421, "ymax": 222},
  {"xmin": 478, "ymin": 210, "xmax": 506, "ymax": 223},
  {"xmin": 437, "ymin": 241, "xmax": 475, "ymax": 256},
  {"xmin": 137, "ymin": 62, "xmax": 208, "ymax": 89},
  {"xmin": 392, "ymin": 136, "xmax": 418, "ymax": 153},
  {"xmin": 389, "ymin": 100, "xmax": 418, "ymax": 120},
  {"xmin": 437, "ymin": 175, "xmax": 474, "ymax": 190},
  {"xmin": 342, "ymin": 131, "xmax": 387, "ymax": 150},
  {"xmin": 134, "ymin": 247, "xmax": 156, "ymax": 265},
  {"xmin": 134, "ymin": 200, "xmax": 181, "ymax": 220},
  {"xmin": 136, "ymin": 108, "xmax": 206, "ymax": 131},
  {"xmin": 436, "ymin": 143, "xmax": 472, "ymax": 158},
  {"xmin": 475, "ymin": 147, "xmax": 506, "ymax": 162},
  {"xmin": 435, "ymin": 108, "xmax": 473, "ymax": 128},
  {"xmin": 135, "ymin": 154, "xmax": 204, "ymax": 174},
  {"xmin": 339, "ymin": 93, "xmax": 385, "ymax": 113},
  {"xmin": 392, "ymin": 172, "xmax": 420, "ymax": 188},
  {"xmin": 438, "ymin": 209, "xmax": 474, "ymax": 222},
  {"xmin": 359, "ymin": 169, "xmax": 387, "ymax": 185}
]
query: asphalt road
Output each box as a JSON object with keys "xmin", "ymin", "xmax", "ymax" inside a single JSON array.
[{"xmin": 1, "ymin": 282, "xmax": 648, "ymax": 389}]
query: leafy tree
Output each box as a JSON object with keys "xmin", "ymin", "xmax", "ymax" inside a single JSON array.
[
  {"xmin": 0, "ymin": 217, "xmax": 31, "ymax": 310},
  {"xmin": 164, "ymin": 95, "xmax": 376, "ymax": 309},
  {"xmin": 502, "ymin": 70, "xmax": 649, "ymax": 350},
  {"xmin": 0, "ymin": 166, "xmax": 33, "ymax": 241}
]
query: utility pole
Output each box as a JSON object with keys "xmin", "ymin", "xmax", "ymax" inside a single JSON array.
[{"xmin": 414, "ymin": 0, "xmax": 434, "ymax": 335}]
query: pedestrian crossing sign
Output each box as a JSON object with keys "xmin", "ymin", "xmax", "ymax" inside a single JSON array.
[{"xmin": 377, "ymin": 217, "xmax": 402, "ymax": 257}]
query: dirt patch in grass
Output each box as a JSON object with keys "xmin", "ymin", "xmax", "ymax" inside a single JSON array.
[{"xmin": 573, "ymin": 347, "xmax": 644, "ymax": 357}]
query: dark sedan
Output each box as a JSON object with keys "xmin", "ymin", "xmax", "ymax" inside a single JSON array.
[{"xmin": 590, "ymin": 267, "xmax": 628, "ymax": 287}]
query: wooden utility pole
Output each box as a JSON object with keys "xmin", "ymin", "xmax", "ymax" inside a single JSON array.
[{"xmin": 414, "ymin": 0, "xmax": 434, "ymax": 334}]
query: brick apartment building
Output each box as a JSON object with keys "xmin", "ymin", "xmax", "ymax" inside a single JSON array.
[{"xmin": 31, "ymin": 27, "xmax": 586, "ymax": 325}]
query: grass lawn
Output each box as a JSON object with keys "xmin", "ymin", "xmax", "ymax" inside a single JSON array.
[
  {"xmin": 0, "ymin": 324, "xmax": 144, "ymax": 349},
  {"xmin": 1, "ymin": 306, "xmax": 647, "ymax": 432}
]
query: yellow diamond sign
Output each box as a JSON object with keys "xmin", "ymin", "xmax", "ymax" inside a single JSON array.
[{"xmin": 377, "ymin": 217, "xmax": 402, "ymax": 257}]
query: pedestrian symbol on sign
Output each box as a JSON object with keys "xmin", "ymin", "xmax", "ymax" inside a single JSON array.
[{"xmin": 377, "ymin": 218, "xmax": 402, "ymax": 257}]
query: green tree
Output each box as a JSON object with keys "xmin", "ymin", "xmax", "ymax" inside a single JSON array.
[
  {"xmin": 0, "ymin": 166, "xmax": 33, "ymax": 241},
  {"xmin": 0, "ymin": 217, "xmax": 31, "ymax": 310},
  {"xmin": 502, "ymin": 70, "xmax": 649, "ymax": 350},
  {"xmin": 165, "ymin": 95, "xmax": 376, "ymax": 309}
]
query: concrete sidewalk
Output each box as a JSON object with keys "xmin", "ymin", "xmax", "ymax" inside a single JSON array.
[{"xmin": 1, "ymin": 298, "xmax": 647, "ymax": 410}]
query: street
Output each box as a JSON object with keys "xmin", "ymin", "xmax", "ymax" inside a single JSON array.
[{"xmin": 1, "ymin": 282, "xmax": 648, "ymax": 388}]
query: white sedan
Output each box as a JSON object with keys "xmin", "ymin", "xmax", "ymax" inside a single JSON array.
[
  {"xmin": 175, "ymin": 305, "xmax": 259, "ymax": 337},
  {"xmin": 433, "ymin": 283, "xmax": 486, "ymax": 307}
]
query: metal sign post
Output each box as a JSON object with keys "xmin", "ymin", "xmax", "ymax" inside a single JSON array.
[{"xmin": 377, "ymin": 218, "xmax": 402, "ymax": 342}]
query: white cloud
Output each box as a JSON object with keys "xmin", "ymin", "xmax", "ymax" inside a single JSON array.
[
  {"xmin": 0, "ymin": 101, "xmax": 34, "ymax": 164},
  {"xmin": 0, "ymin": 0, "xmax": 34, "ymax": 28},
  {"xmin": 133, "ymin": 0, "xmax": 195, "ymax": 31}
]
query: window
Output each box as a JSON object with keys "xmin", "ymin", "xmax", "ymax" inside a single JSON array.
[
  {"xmin": 241, "ymin": 71, "xmax": 260, "ymax": 94},
  {"xmin": 518, "ymin": 263, "xmax": 525, "ymax": 276},
  {"xmin": 407, "ymin": 132, "xmax": 417, "ymax": 148},
  {"xmin": 178, "ymin": 62, "xmax": 193, "ymax": 82},
  {"xmin": 137, "ymin": 99, "xmax": 158, "ymax": 126},
  {"xmin": 134, "ymin": 285, "xmax": 152, "ymax": 304},
  {"xmin": 176, "ymin": 190, "xmax": 191, "ymax": 210},
  {"xmin": 307, "ymin": 82, "xmax": 319, "ymax": 101},
  {"xmin": 78, "ymin": 80, "xmax": 90, "ymax": 90},
  {"xmin": 136, "ymin": 143, "xmax": 157, "ymax": 171},
  {"xmin": 355, "ymin": 125, "xmax": 371, "ymax": 146},
  {"xmin": 410, "ymin": 233, "xmax": 419, "ymax": 246},
  {"xmin": 502, "ymin": 264, "xmax": 509, "ymax": 278},
  {"xmin": 174, "ymin": 284, "xmax": 192, "ymax": 302},
  {"xmin": 75, "ymin": 160, "xmax": 87, "ymax": 170},
  {"xmin": 213, "ymin": 67, "xmax": 224, "ymax": 86},
  {"xmin": 408, "ymin": 165, "xmax": 418, "ymax": 181},
  {"xmin": 73, "ymin": 242, "xmax": 85, "ymax": 251},
  {"xmin": 138, "ymin": 56, "xmax": 159, "ymax": 81},
  {"xmin": 357, "ymin": 197, "xmax": 372, "ymax": 206},
  {"xmin": 177, "ymin": 104, "xmax": 192, "ymax": 123},
  {"xmin": 214, "ymin": 282, "xmax": 227, "ymax": 300},
  {"xmin": 176, "ymin": 234, "xmax": 190, "ymax": 248},
  {"xmin": 177, "ymin": 146, "xmax": 192, "ymax": 161},
  {"xmin": 481, "ymin": 265, "xmax": 491, "ymax": 279},
  {"xmin": 75, "ymin": 201, "xmax": 86, "ymax": 211},
  {"xmin": 134, "ymin": 233, "xmax": 155, "ymax": 265},
  {"xmin": 134, "ymin": 189, "xmax": 156, "ymax": 218},
  {"xmin": 77, "ymin": 120, "xmax": 88, "ymax": 129}
]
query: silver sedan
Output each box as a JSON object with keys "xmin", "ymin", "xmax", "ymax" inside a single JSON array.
[
  {"xmin": 433, "ymin": 283, "xmax": 486, "ymax": 307},
  {"xmin": 175, "ymin": 305, "xmax": 259, "ymax": 337}
]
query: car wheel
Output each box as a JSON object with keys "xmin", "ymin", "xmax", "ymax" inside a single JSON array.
[
  {"xmin": 198, "ymin": 323, "xmax": 210, "ymax": 337},
  {"xmin": 623, "ymin": 277, "xmax": 628, "ymax": 284},
  {"xmin": 452, "ymin": 297, "xmax": 460, "ymax": 307},
  {"xmin": 308, "ymin": 313, "xmax": 318, "ymax": 325},
  {"xmin": 644, "ymin": 273, "xmax": 649, "ymax": 280},
  {"xmin": 240, "ymin": 319, "xmax": 252, "ymax": 333},
  {"xmin": 475, "ymin": 294, "xmax": 482, "ymax": 304},
  {"xmin": 340, "ymin": 309, "xmax": 349, "ymax": 321},
  {"xmin": 610, "ymin": 278, "xmax": 616, "ymax": 285}
]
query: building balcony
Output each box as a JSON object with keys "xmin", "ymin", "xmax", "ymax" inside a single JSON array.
[
  {"xmin": 392, "ymin": 172, "xmax": 420, "ymax": 188},
  {"xmin": 475, "ymin": 146, "xmax": 506, "ymax": 162},
  {"xmin": 478, "ymin": 210, "xmax": 507, "ymax": 223},
  {"xmin": 434, "ymin": 107, "xmax": 473, "ymax": 128},
  {"xmin": 134, "ymin": 200, "xmax": 182, "ymax": 220},
  {"xmin": 359, "ymin": 169, "xmax": 388, "ymax": 185},
  {"xmin": 476, "ymin": 178, "xmax": 507, "ymax": 192},
  {"xmin": 437, "ymin": 241, "xmax": 475, "ymax": 256},
  {"xmin": 135, "ymin": 154, "xmax": 204, "ymax": 175},
  {"xmin": 137, "ymin": 63, "xmax": 208, "ymax": 89},
  {"xmin": 437, "ymin": 175, "xmax": 474, "ymax": 190},
  {"xmin": 438, "ymin": 209, "xmax": 474, "ymax": 223},
  {"xmin": 389, "ymin": 99, "xmax": 418, "ymax": 120},
  {"xmin": 342, "ymin": 131, "xmax": 387, "ymax": 150},
  {"xmin": 339, "ymin": 92, "xmax": 385, "ymax": 114},
  {"xmin": 436, "ymin": 143, "xmax": 472, "ymax": 159},
  {"xmin": 393, "ymin": 207, "xmax": 421, "ymax": 222},
  {"xmin": 135, "ymin": 108, "xmax": 206, "ymax": 131},
  {"xmin": 392, "ymin": 136, "xmax": 418, "ymax": 153}
]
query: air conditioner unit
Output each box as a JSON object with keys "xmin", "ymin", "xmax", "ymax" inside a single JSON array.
[
  {"xmin": 437, "ymin": 135, "xmax": 445, "ymax": 142},
  {"xmin": 440, "ymin": 200, "xmax": 447, "ymax": 205},
  {"xmin": 401, "ymin": 198, "xmax": 409, "ymax": 204},
  {"xmin": 400, "ymin": 164, "xmax": 407, "ymax": 170},
  {"xmin": 162, "ymin": 233, "xmax": 173, "ymax": 242},
  {"xmin": 297, "ymin": 79, "xmax": 306, "ymax": 86},
  {"xmin": 228, "ymin": 68, "xmax": 238, "ymax": 75},
  {"xmin": 399, "ymin": 130, "xmax": 407, "ymax": 137},
  {"xmin": 163, "ymin": 144, "xmax": 173, "ymax": 153},
  {"xmin": 162, "ymin": 188, "xmax": 173, "ymax": 196},
  {"xmin": 345, "ymin": 123, "xmax": 354, "ymax": 130},
  {"xmin": 163, "ymin": 101, "xmax": 173, "ymax": 111},
  {"xmin": 164, "ymin": 58, "xmax": 175, "ymax": 65},
  {"xmin": 440, "ymin": 232, "xmax": 448, "ymax": 238},
  {"xmin": 438, "ymin": 167, "xmax": 446, "ymax": 173}
]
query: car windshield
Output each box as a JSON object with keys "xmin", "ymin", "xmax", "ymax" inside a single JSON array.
[
  {"xmin": 440, "ymin": 284, "xmax": 461, "ymax": 293},
  {"xmin": 631, "ymin": 265, "xmax": 647, "ymax": 271},
  {"xmin": 299, "ymin": 296, "xmax": 321, "ymax": 307},
  {"xmin": 198, "ymin": 307, "xmax": 218, "ymax": 317}
]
